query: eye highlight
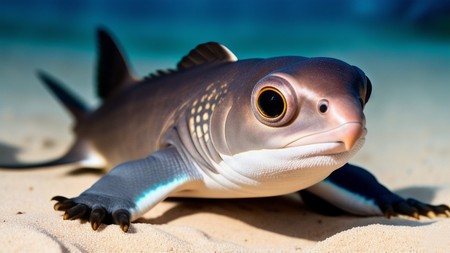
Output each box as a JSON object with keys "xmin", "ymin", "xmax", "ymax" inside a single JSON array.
[
  {"xmin": 257, "ymin": 87, "xmax": 286, "ymax": 119},
  {"xmin": 251, "ymin": 75, "xmax": 298, "ymax": 127}
]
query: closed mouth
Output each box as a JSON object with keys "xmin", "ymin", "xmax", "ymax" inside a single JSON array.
[{"xmin": 285, "ymin": 122, "xmax": 367, "ymax": 152}]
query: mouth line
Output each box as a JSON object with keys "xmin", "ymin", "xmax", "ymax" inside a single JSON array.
[
  {"xmin": 284, "ymin": 122, "xmax": 367, "ymax": 150},
  {"xmin": 286, "ymin": 141, "xmax": 347, "ymax": 156},
  {"xmin": 282, "ymin": 137, "xmax": 366, "ymax": 159}
]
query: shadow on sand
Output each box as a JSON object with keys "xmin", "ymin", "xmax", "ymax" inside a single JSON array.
[{"xmin": 137, "ymin": 186, "xmax": 441, "ymax": 241}]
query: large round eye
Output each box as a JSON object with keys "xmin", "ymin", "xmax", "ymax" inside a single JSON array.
[
  {"xmin": 257, "ymin": 87, "xmax": 286, "ymax": 119},
  {"xmin": 251, "ymin": 75, "xmax": 298, "ymax": 127}
]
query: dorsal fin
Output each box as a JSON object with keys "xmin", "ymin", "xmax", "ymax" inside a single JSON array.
[
  {"xmin": 96, "ymin": 27, "xmax": 135, "ymax": 100},
  {"xmin": 177, "ymin": 42, "xmax": 238, "ymax": 70},
  {"xmin": 145, "ymin": 42, "xmax": 238, "ymax": 80},
  {"xmin": 146, "ymin": 69, "xmax": 178, "ymax": 80}
]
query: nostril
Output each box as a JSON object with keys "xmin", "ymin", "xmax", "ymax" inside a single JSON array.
[{"xmin": 318, "ymin": 99, "xmax": 329, "ymax": 114}]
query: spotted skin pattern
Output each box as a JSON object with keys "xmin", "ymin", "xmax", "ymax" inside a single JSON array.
[{"xmin": 189, "ymin": 82, "xmax": 228, "ymax": 143}]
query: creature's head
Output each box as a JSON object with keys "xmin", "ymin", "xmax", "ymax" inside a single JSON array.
[{"xmin": 185, "ymin": 56, "xmax": 372, "ymax": 196}]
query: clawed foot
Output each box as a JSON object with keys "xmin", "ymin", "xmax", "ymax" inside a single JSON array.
[
  {"xmin": 380, "ymin": 198, "xmax": 450, "ymax": 219},
  {"xmin": 53, "ymin": 194, "xmax": 449, "ymax": 233},
  {"xmin": 52, "ymin": 196, "xmax": 131, "ymax": 232}
]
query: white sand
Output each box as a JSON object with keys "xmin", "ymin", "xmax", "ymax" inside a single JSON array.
[{"xmin": 1, "ymin": 41, "xmax": 449, "ymax": 252}]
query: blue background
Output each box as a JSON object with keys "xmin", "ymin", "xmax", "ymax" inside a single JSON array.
[{"xmin": 1, "ymin": 0, "xmax": 449, "ymax": 58}]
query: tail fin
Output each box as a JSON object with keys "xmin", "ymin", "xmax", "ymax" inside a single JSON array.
[
  {"xmin": 0, "ymin": 27, "xmax": 132, "ymax": 170},
  {"xmin": 37, "ymin": 71, "xmax": 89, "ymax": 121},
  {"xmin": 0, "ymin": 72, "xmax": 105, "ymax": 169},
  {"xmin": 0, "ymin": 140, "xmax": 104, "ymax": 169}
]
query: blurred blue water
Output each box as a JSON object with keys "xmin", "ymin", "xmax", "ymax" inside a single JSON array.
[
  {"xmin": 0, "ymin": 1, "xmax": 449, "ymax": 173},
  {"xmin": 0, "ymin": 0, "xmax": 449, "ymax": 58}
]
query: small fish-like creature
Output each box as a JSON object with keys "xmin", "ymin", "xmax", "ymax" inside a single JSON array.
[{"xmin": 2, "ymin": 28, "xmax": 448, "ymax": 232}]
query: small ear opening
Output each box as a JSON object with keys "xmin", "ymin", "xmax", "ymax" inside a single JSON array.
[{"xmin": 365, "ymin": 77, "xmax": 372, "ymax": 104}]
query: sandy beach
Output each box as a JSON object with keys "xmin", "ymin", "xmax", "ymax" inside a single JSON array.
[{"xmin": 1, "ymin": 27, "xmax": 450, "ymax": 252}]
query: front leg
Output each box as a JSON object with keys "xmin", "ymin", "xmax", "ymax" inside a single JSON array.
[
  {"xmin": 52, "ymin": 147, "xmax": 202, "ymax": 232},
  {"xmin": 299, "ymin": 163, "xmax": 450, "ymax": 218}
]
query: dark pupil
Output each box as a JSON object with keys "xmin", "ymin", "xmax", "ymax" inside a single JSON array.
[{"xmin": 258, "ymin": 89, "xmax": 285, "ymax": 118}]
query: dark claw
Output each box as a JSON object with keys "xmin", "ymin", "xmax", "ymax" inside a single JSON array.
[
  {"xmin": 406, "ymin": 199, "xmax": 433, "ymax": 217},
  {"xmin": 90, "ymin": 207, "xmax": 106, "ymax": 231},
  {"xmin": 51, "ymin": 195, "xmax": 133, "ymax": 232},
  {"xmin": 432, "ymin": 204, "xmax": 450, "ymax": 217},
  {"xmin": 382, "ymin": 206, "xmax": 395, "ymax": 219},
  {"xmin": 51, "ymin": 196, "xmax": 69, "ymax": 202},
  {"xmin": 54, "ymin": 201, "xmax": 76, "ymax": 211},
  {"xmin": 405, "ymin": 198, "xmax": 450, "ymax": 218},
  {"xmin": 112, "ymin": 209, "xmax": 131, "ymax": 232},
  {"xmin": 64, "ymin": 204, "xmax": 89, "ymax": 220},
  {"xmin": 382, "ymin": 198, "xmax": 450, "ymax": 219},
  {"xmin": 392, "ymin": 201, "xmax": 419, "ymax": 219},
  {"xmin": 406, "ymin": 199, "xmax": 450, "ymax": 217},
  {"xmin": 52, "ymin": 196, "xmax": 76, "ymax": 211}
]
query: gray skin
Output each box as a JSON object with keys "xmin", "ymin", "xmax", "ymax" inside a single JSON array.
[
  {"xmin": 2, "ymin": 28, "xmax": 448, "ymax": 232},
  {"xmin": 82, "ymin": 56, "xmax": 366, "ymax": 167}
]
